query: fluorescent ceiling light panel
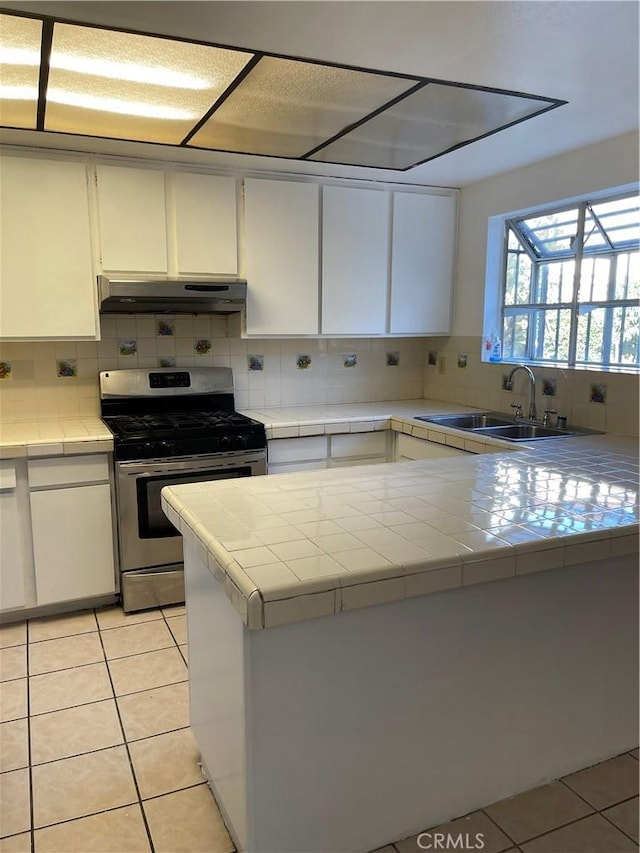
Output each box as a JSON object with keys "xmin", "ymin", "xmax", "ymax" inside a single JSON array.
[
  {"xmin": 309, "ymin": 83, "xmax": 558, "ymax": 169},
  {"xmin": 0, "ymin": 13, "xmax": 42, "ymax": 129},
  {"xmin": 46, "ymin": 89, "xmax": 198, "ymax": 121},
  {"xmin": 0, "ymin": 12, "xmax": 566, "ymax": 169},
  {"xmin": 45, "ymin": 23, "xmax": 254, "ymax": 144},
  {"xmin": 50, "ymin": 54, "xmax": 210, "ymax": 89},
  {"xmin": 188, "ymin": 56, "xmax": 416, "ymax": 158}
]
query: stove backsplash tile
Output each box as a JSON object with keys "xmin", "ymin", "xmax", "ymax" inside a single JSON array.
[
  {"xmin": 1, "ymin": 325, "xmax": 636, "ymax": 436},
  {"xmin": 0, "ymin": 315, "xmax": 429, "ymax": 422}
]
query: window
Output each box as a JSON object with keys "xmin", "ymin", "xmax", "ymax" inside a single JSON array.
[{"xmin": 497, "ymin": 189, "xmax": 639, "ymax": 370}]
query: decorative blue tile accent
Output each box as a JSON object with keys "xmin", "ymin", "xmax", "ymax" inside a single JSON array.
[
  {"xmin": 56, "ymin": 359, "xmax": 77, "ymax": 378},
  {"xmin": 118, "ymin": 339, "xmax": 137, "ymax": 356},
  {"xmin": 156, "ymin": 319, "xmax": 175, "ymax": 336}
]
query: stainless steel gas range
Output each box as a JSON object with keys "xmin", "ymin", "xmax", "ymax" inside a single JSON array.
[{"xmin": 100, "ymin": 367, "xmax": 267, "ymax": 612}]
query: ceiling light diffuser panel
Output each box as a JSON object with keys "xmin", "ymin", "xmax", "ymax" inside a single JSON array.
[
  {"xmin": 308, "ymin": 83, "xmax": 558, "ymax": 169},
  {"xmin": 0, "ymin": 13, "xmax": 42, "ymax": 129},
  {"xmin": 0, "ymin": 11, "xmax": 566, "ymax": 169},
  {"xmin": 188, "ymin": 57, "xmax": 417, "ymax": 158},
  {"xmin": 45, "ymin": 24, "xmax": 254, "ymax": 144}
]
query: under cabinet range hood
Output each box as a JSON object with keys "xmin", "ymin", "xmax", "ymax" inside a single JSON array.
[{"xmin": 98, "ymin": 276, "xmax": 247, "ymax": 314}]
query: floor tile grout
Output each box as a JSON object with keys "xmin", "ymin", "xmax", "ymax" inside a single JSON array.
[
  {"xmin": 25, "ymin": 620, "xmax": 35, "ymax": 853},
  {"xmin": 478, "ymin": 807, "xmax": 520, "ymax": 846},
  {"xmin": 94, "ymin": 614, "xmax": 157, "ymax": 853},
  {"xmin": 26, "ymin": 780, "xmax": 214, "ymax": 835},
  {"xmin": 2, "ymin": 605, "xmax": 637, "ymax": 852},
  {"xmin": 599, "ymin": 808, "xmax": 639, "ymax": 847}
]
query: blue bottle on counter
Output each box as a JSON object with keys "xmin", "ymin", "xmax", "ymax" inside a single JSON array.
[{"xmin": 488, "ymin": 330, "xmax": 501, "ymax": 362}]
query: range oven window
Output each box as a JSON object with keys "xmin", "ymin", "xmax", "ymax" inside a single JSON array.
[{"xmin": 136, "ymin": 467, "xmax": 253, "ymax": 539}]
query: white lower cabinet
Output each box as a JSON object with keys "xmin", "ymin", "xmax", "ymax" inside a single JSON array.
[
  {"xmin": 267, "ymin": 431, "xmax": 390, "ymax": 474},
  {"xmin": 0, "ymin": 461, "xmax": 32, "ymax": 612},
  {"xmin": 267, "ymin": 436, "xmax": 328, "ymax": 475},
  {"xmin": 25, "ymin": 454, "xmax": 117, "ymax": 609},
  {"xmin": 30, "ymin": 484, "xmax": 116, "ymax": 606},
  {"xmin": 328, "ymin": 432, "xmax": 389, "ymax": 467},
  {"xmin": 395, "ymin": 433, "xmax": 469, "ymax": 460}
]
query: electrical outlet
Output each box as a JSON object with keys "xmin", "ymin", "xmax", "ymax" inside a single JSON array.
[{"xmin": 438, "ymin": 356, "xmax": 446, "ymax": 375}]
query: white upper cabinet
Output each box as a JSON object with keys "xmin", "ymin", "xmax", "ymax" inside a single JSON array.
[
  {"xmin": 390, "ymin": 192, "xmax": 456, "ymax": 335},
  {"xmin": 96, "ymin": 164, "xmax": 168, "ymax": 273},
  {"xmin": 244, "ymin": 178, "xmax": 319, "ymax": 336},
  {"xmin": 173, "ymin": 172, "xmax": 238, "ymax": 275},
  {"xmin": 0, "ymin": 154, "xmax": 98, "ymax": 340},
  {"xmin": 95, "ymin": 165, "xmax": 239, "ymax": 276},
  {"xmin": 321, "ymin": 185, "xmax": 390, "ymax": 335}
]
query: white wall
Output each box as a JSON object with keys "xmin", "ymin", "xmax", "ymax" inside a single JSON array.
[{"xmin": 453, "ymin": 131, "xmax": 640, "ymax": 336}]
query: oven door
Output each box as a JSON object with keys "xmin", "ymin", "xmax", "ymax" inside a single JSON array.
[{"xmin": 116, "ymin": 451, "xmax": 266, "ymax": 571}]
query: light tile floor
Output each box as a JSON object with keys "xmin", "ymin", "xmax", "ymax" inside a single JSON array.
[{"xmin": 0, "ymin": 604, "xmax": 637, "ymax": 853}]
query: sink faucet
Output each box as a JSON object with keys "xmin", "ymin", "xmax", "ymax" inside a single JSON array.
[{"xmin": 506, "ymin": 364, "xmax": 537, "ymax": 421}]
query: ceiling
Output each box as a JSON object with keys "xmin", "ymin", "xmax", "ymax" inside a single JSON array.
[{"xmin": 0, "ymin": 1, "xmax": 638, "ymax": 188}]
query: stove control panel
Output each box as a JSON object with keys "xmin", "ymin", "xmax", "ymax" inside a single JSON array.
[
  {"xmin": 113, "ymin": 430, "xmax": 267, "ymax": 461},
  {"xmin": 149, "ymin": 372, "xmax": 191, "ymax": 389}
]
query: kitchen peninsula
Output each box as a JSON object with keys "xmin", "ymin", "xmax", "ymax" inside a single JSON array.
[{"xmin": 161, "ymin": 416, "xmax": 639, "ymax": 853}]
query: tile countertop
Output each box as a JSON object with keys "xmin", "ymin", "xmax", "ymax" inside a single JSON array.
[
  {"xmin": 161, "ymin": 401, "xmax": 639, "ymax": 631},
  {"xmin": 241, "ymin": 399, "xmax": 475, "ymax": 439},
  {"xmin": 0, "ymin": 417, "xmax": 113, "ymax": 458}
]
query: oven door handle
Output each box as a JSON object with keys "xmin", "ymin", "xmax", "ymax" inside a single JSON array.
[
  {"xmin": 117, "ymin": 463, "xmax": 174, "ymax": 476},
  {"xmin": 116, "ymin": 451, "xmax": 266, "ymax": 477}
]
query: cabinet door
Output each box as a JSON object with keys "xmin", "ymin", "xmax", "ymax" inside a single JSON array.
[
  {"xmin": 322, "ymin": 186, "xmax": 389, "ymax": 335},
  {"xmin": 329, "ymin": 432, "xmax": 388, "ymax": 463},
  {"xmin": 395, "ymin": 433, "xmax": 467, "ymax": 460},
  {"xmin": 0, "ymin": 155, "xmax": 97, "ymax": 340},
  {"xmin": 245, "ymin": 179, "xmax": 319, "ymax": 335},
  {"xmin": 30, "ymin": 484, "xmax": 116, "ymax": 606},
  {"xmin": 96, "ymin": 164, "xmax": 168, "ymax": 272},
  {"xmin": 0, "ymin": 464, "xmax": 27, "ymax": 611},
  {"xmin": 174, "ymin": 172, "xmax": 238, "ymax": 274},
  {"xmin": 390, "ymin": 193, "xmax": 456, "ymax": 334}
]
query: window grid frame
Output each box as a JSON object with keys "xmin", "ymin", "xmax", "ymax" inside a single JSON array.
[{"xmin": 501, "ymin": 192, "xmax": 639, "ymax": 371}]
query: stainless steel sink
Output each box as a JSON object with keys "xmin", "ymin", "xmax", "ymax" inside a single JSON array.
[
  {"xmin": 414, "ymin": 412, "xmax": 576, "ymax": 441},
  {"xmin": 415, "ymin": 413, "xmax": 514, "ymax": 430},
  {"xmin": 472, "ymin": 424, "xmax": 571, "ymax": 441}
]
